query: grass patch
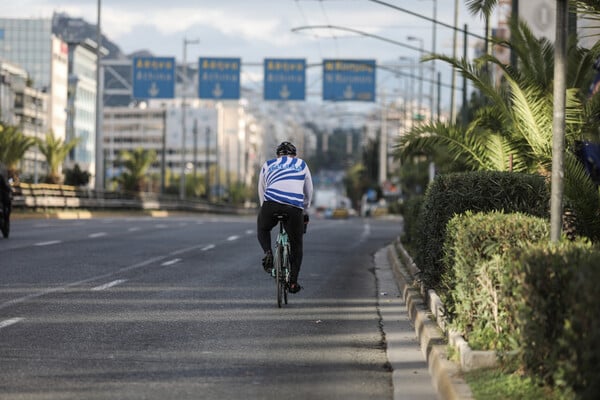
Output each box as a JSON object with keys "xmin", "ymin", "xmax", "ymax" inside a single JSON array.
[{"xmin": 464, "ymin": 368, "xmax": 571, "ymax": 400}]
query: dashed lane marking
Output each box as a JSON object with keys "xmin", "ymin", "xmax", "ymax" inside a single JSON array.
[
  {"xmin": 161, "ymin": 258, "xmax": 181, "ymax": 266},
  {"xmin": 0, "ymin": 318, "xmax": 24, "ymax": 330},
  {"xmin": 88, "ymin": 232, "xmax": 107, "ymax": 238},
  {"xmin": 34, "ymin": 240, "xmax": 62, "ymax": 246},
  {"xmin": 201, "ymin": 244, "xmax": 215, "ymax": 251},
  {"xmin": 91, "ymin": 279, "xmax": 127, "ymax": 291},
  {"xmin": 226, "ymin": 235, "xmax": 239, "ymax": 241}
]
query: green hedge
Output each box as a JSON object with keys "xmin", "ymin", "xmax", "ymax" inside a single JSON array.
[
  {"xmin": 400, "ymin": 195, "xmax": 424, "ymax": 252},
  {"xmin": 442, "ymin": 211, "xmax": 550, "ymax": 351},
  {"xmin": 514, "ymin": 241, "xmax": 600, "ymax": 398},
  {"xmin": 415, "ymin": 171, "xmax": 549, "ymax": 291}
]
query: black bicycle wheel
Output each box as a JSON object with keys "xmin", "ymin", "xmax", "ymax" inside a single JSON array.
[
  {"xmin": 0, "ymin": 211, "xmax": 8, "ymax": 239},
  {"xmin": 283, "ymin": 247, "xmax": 289, "ymax": 305},
  {"xmin": 275, "ymin": 244, "xmax": 283, "ymax": 308}
]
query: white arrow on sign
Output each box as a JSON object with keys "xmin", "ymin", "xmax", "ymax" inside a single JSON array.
[
  {"xmin": 343, "ymin": 85, "xmax": 354, "ymax": 99},
  {"xmin": 149, "ymin": 82, "xmax": 159, "ymax": 97},
  {"xmin": 212, "ymin": 83, "xmax": 223, "ymax": 98},
  {"xmin": 279, "ymin": 84, "xmax": 290, "ymax": 99}
]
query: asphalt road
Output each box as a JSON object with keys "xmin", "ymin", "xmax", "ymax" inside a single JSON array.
[{"xmin": 0, "ymin": 214, "xmax": 404, "ymax": 400}]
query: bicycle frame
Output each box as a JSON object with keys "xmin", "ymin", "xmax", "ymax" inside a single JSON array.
[{"xmin": 274, "ymin": 216, "xmax": 291, "ymax": 307}]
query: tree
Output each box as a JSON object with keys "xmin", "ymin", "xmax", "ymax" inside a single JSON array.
[
  {"xmin": 36, "ymin": 131, "xmax": 80, "ymax": 184},
  {"xmin": 114, "ymin": 148, "xmax": 157, "ymax": 193},
  {"xmin": 395, "ymin": 17, "xmax": 600, "ymax": 241},
  {"xmin": 0, "ymin": 123, "xmax": 36, "ymax": 182},
  {"xmin": 64, "ymin": 164, "xmax": 91, "ymax": 186}
]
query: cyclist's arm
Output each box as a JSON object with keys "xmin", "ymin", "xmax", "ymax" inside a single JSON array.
[
  {"xmin": 258, "ymin": 164, "xmax": 266, "ymax": 206},
  {"xmin": 303, "ymin": 168, "xmax": 313, "ymax": 209}
]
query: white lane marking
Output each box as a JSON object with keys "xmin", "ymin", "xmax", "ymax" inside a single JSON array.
[
  {"xmin": 361, "ymin": 223, "xmax": 371, "ymax": 241},
  {"xmin": 201, "ymin": 244, "xmax": 215, "ymax": 251},
  {"xmin": 226, "ymin": 235, "xmax": 239, "ymax": 241},
  {"xmin": 155, "ymin": 224, "xmax": 168, "ymax": 228},
  {"xmin": 0, "ymin": 318, "xmax": 24, "ymax": 330},
  {"xmin": 91, "ymin": 279, "xmax": 127, "ymax": 291},
  {"xmin": 161, "ymin": 258, "xmax": 181, "ymax": 266},
  {"xmin": 35, "ymin": 240, "xmax": 62, "ymax": 246},
  {"xmin": 245, "ymin": 229, "xmax": 254, "ymax": 235},
  {"xmin": 89, "ymin": 232, "xmax": 107, "ymax": 238},
  {"xmin": 128, "ymin": 227, "xmax": 140, "ymax": 232},
  {"xmin": 0, "ymin": 256, "xmax": 165, "ymax": 311}
]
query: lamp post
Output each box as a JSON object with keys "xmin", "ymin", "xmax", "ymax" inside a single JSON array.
[
  {"xmin": 407, "ymin": 36, "xmax": 424, "ymax": 123},
  {"xmin": 94, "ymin": 0, "xmax": 103, "ymax": 191},
  {"xmin": 180, "ymin": 37, "xmax": 199, "ymax": 200}
]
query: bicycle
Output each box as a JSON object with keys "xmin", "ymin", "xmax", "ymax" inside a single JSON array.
[
  {"xmin": 273, "ymin": 213, "xmax": 291, "ymax": 308},
  {"xmin": 0, "ymin": 184, "xmax": 11, "ymax": 239}
]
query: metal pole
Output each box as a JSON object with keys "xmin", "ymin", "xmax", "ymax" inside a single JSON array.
[
  {"xmin": 379, "ymin": 89, "xmax": 387, "ymax": 185},
  {"xmin": 550, "ymin": 0, "xmax": 568, "ymax": 242},
  {"xmin": 450, "ymin": 0, "xmax": 459, "ymax": 122},
  {"xmin": 180, "ymin": 38, "xmax": 199, "ymax": 200},
  {"xmin": 462, "ymin": 24, "xmax": 469, "ymax": 125},
  {"xmin": 193, "ymin": 118, "xmax": 198, "ymax": 185},
  {"xmin": 94, "ymin": 0, "xmax": 103, "ymax": 191},
  {"xmin": 180, "ymin": 39, "xmax": 187, "ymax": 200},
  {"xmin": 431, "ymin": 0, "xmax": 437, "ymax": 122},
  {"xmin": 161, "ymin": 109, "xmax": 166, "ymax": 194},
  {"xmin": 205, "ymin": 126, "xmax": 210, "ymax": 200}
]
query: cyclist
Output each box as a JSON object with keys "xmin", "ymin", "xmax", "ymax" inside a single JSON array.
[
  {"xmin": 257, "ymin": 141, "xmax": 313, "ymax": 293},
  {"xmin": 0, "ymin": 162, "xmax": 10, "ymax": 208}
]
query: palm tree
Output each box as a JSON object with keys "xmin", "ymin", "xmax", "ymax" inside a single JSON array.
[
  {"xmin": 395, "ymin": 17, "xmax": 600, "ymax": 241},
  {"xmin": 36, "ymin": 131, "xmax": 80, "ymax": 184},
  {"xmin": 0, "ymin": 123, "xmax": 36, "ymax": 182},
  {"xmin": 115, "ymin": 148, "xmax": 157, "ymax": 193}
]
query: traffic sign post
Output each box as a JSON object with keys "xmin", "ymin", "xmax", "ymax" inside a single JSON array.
[
  {"xmin": 198, "ymin": 57, "xmax": 241, "ymax": 100},
  {"xmin": 322, "ymin": 59, "xmax": 376, "ymax": 102},
  {"xmin": 264, "ymin": 58, "xmax": 306, "ymax": 101},
  {"xmin": 132, "ymin": 57, "xmax": 175, "ymax": 99}
]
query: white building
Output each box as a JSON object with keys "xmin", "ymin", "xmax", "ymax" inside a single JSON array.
[
  {"xmin": 102, "ymin": 100, "xmax": 261, "ymax": 197},
  {"xmin": 66, "ymin": 38, "xmax": 104, "ymax": 180},
  {"xmin": 0, "ymin": 18, "xmax": 69, "ymax": 181}
]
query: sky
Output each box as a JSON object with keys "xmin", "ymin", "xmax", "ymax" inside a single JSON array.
[{"xmin": 5, "ymin": 0, "xmax": 488, "ymax": 114}]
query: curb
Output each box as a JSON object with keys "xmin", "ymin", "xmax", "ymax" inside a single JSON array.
[{"xmin": 386, "ymin": 242, "xmax": 474, "ymax": 400}]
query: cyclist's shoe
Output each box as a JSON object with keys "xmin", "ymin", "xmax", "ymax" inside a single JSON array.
[
  {"xmin": 262, "ymin": 251, "xmax": 273, "ymax": 274},
  {"xmin": 289, "ymin": 282, "xmax": 302, "ymax": 294}
]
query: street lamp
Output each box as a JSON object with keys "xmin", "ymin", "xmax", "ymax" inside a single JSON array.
[
  {"xmin": 407, "ymin": 36, "xmax": 424, "ymax": 123},
  {"xmin": 180, "ymin": 37, "xmax": 199, "ymax": 200}
]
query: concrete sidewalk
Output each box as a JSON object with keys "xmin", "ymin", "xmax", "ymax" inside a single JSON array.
[{"xmin": 376, "ymin": 244, "xmax": 473, "ymax": 400}]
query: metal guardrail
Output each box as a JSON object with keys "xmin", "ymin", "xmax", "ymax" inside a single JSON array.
[{"xmin": 11, "ymin": 183, "xmax": 256, "ymax": 215}]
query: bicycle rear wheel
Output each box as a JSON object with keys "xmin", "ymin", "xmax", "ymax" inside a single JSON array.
[
  {"xmin": 0, "ymin": 209, "xmax": 9, "ymax": 239},
  {"xmin": 282, "ymin": 245, "xmax": 290, "ymax": 305},
  {"xmin": 275, "ymin": 243, "xmax": 284, "ymax": 308}
]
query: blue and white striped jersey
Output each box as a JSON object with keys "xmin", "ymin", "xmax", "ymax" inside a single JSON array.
[{"xmin": 258, "ymin": 156, "xmax": 313, "ymax": 210}]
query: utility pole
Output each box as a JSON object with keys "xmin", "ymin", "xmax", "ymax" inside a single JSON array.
[
  {"xmin": 180, "ymin": 37, "xmax": 199, "ymax": 200},
  {"xmin": 550, "ymin": 0, "xmax": 568, "ymax": 242},
  {"xmin": 94, "ymin": 0, "xmax": 103, "ymax": 191}
]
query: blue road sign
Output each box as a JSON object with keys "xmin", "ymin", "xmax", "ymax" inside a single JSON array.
[
  {"xmin": 264, "ymin": 58, "xmax": 305, "ymax": 101},
  {"xmin": 132, "ymin": 57, "xmax": 175, "ymax": 99},
  {"xmin": 198, "ymin": 57, "xmax": 240, "ymax": 100},
  {"xmin": 322, "ymin": 59, "xmax": 376, "ymax": 102}
]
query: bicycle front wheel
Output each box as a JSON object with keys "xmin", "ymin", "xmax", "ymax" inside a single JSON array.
[{"xmin": 274, "ymin": 244, "xmax": 284, "ymax": 308}]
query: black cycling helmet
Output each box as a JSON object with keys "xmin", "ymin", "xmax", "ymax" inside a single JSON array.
[{"xmin": 276, "ymin": 141, "xmax": 297, "ymax": 156}]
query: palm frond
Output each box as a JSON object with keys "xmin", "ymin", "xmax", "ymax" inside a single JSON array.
[
  {"xmin": 425, "ymin": 54, "xmax": 512, "ymax": 118},
  {"xmin": 484, "ymin": 134, "xmax": 529, "ymax": 172},
  {"xmin": 395, "ymin": 121, "xmax": 489, "ymax": 170},
  {"xmin": 507, "ymin": 78, "xmax": 553, "ymax": 166}
]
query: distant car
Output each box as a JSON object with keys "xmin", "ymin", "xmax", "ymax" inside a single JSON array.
[{"xmin": 331, "ymin": 207, "xmax": 349, "ymax": 219}]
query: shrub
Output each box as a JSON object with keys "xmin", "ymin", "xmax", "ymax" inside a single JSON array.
[
  {"xmin": 400, "ymin": 194, "xmax": 424, "ymax": 252},
  {"xmin": 515, "ymin": 241, "xmax": 600, "ymax": 398},
  {"xmin": 442, "ymin": 211, "xmax": 550, "ymax": 351},
  {"xmin": 415, "ymin": 171, "xmax": 549, "ymax": 291}
]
